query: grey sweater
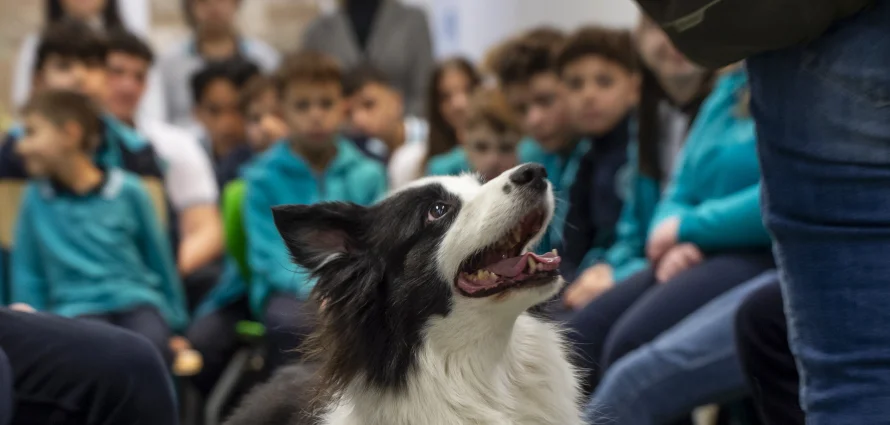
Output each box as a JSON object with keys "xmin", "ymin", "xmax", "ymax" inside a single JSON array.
[{"xmin": 303, "ymin": 1, "xmax": 434, "ymax": 117}]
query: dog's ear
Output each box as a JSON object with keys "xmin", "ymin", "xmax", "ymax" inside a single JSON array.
[{"xmin": 272, "ymin": 202, "xmax": 367, "ymax": 272}]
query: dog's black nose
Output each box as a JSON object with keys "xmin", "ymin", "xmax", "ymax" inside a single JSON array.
[{"xmin": 509, "ymin": 164, "xmax": 548, "ymax": 187}]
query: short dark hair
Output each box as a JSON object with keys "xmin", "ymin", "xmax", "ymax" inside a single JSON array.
[
  {"xmin": 239, "ymin": 75, "xmax": 276, "ymax": 114},
  {"xmin": 190, "ymin": 58, "xmax": 261, "ymax": 104},
  {"xmin": 106, "ymin": 29, "xmax": 154, "ymax": 64},
  {"xmin": 276, "ymin": 50, "xmax": 342, "ymax": 95},
  {"xmin": 22, "ymin": 89, "xmax": 103, "ymax": 152},
  {"xmin": 555, "ymin": 27, "xmax": 638, "ymax": 75},
  {"xmin": 35, "ymin": 19, "xmax": 108, "ymax": 73},
  {"xmin": 495, "ymin": 38, "xmax": 560, "ymax": 87},
  {"xmin": 343, "ymin": 63, "xmax": 392, "ymax": 97},
  {"xmin": 521, "ymin": 26, "xmax": 566, "ymax": 50}
]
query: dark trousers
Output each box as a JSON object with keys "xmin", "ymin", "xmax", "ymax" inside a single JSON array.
[
  {"xmin": 79, "ymin": 306, "xmax": 173, "ymax": 367},
  {"xmin": 735, "ymin": 282, "xmax": 804, "ymax": 425},
  {"xmin": 263, "ymin": 294, "xmax": 316, "ymax": 372},
  {"xmin": 566, "ymin": 251, "xmax": 775, "ymax": 393},
  {"xmin": 0, "ymin": 309, "xmax": 178, "ymax": 425},
  {"xmin": 186, "ymin": 297, "xmax": 251, "ymax": 396},
  {"xmin": 0, "ymin": 348, "xmax": 11, "ymax": 425},
  {"xmin": 183, "ymin": 261, "xmax": 223, "ymax": 313}
]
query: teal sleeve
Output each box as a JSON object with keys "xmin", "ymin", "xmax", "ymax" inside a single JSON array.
[
  {"xmin": 650, "ymin": 146, "xmax": 697, "ymax": 230},
  {"xmin": 10, "ymin": 191, "xmax": 48, "ymax": 310},
  {"xmin": 603, "ymin": 156, "xmax": 652, "ymax": 283},
  {"xmin": 678, "ymin": 183, "xmax": 771, "ymax": 251},
  {"xmin": 426, "ymin": 157, "xmax": 448, "ymax": 176},
  {"xmin": 244, "ymin": 180, "xmax": 315, "ymax": 313},
  {"xmin": 132, "ymin": 182, "xmax": 189, "ymax": 332}
]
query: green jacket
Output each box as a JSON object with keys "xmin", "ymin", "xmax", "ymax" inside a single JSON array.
[{"xmin": 639, "ymin": 0, "xmax": 873, "ymax": 67}]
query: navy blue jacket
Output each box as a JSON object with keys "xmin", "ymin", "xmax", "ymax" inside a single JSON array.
[{"xmin": 561, "ymin": 118, "xmax": 631, "ymax": 281}]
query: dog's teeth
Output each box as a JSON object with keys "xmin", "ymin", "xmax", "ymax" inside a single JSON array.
[
  {"xmin": 528, "ymin": 257, "xmax": 537, "ymax": 273},
  {"xmin": 552, "ymin": 249, "xmax": 557, "ymax": 255}
]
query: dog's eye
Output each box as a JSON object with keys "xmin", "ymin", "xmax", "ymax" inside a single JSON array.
[{"xmin": 427, "ymin": 202, "xmax": 450, "ymax": 221}]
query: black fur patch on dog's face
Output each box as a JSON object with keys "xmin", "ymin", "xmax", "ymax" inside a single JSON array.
[{"xmin": 272, "ymin": 182, "xmax": 464, "ymax": 393}]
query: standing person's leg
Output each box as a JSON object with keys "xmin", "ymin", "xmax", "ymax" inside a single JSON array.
[
  {"xmin": 0, "ymin": 309, "xmax": 178, "ymax": 425},
  {"xmin": 564, "ymin": 268, "xmax": 657, "ymax": 393},
  {"xmin": 746, "ymin": 3, "xmax": 890, "ymax": 423},
  {"xmin": 735, "ymin": 282, "xmax": 804, "ymax": 425},
  {"xmin": 263, "ymin": 294, "xmax": 317, "ymax": 372},
  {"xmin": 116, "ymin": 306, "xmax": 175, "ymax": 368},
  {"xmin": 600, "ymin": 251, "xmax": 774, "ymax": 369},
  {"xmin": 186, "ymin": 297, "xmax": 251, "ymax": 396},
  {"xmin": 586, "ymin": 270, "xmax": 778, "ymax": 425}
]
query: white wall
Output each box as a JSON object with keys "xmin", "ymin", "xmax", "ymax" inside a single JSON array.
[
  {"xmin": 405, "ymin": 0, "xmax": 639, "ymax": 61},
  {"xmin": 517, "ymin": 0, "xmax": 639, "ymax": 31}
]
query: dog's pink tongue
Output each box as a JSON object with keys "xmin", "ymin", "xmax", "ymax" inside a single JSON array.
[{"xmin": 486, "ymin": 252, "xmax": 561, "ymax": 277}]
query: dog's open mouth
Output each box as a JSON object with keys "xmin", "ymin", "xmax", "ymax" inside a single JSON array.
[{"xmin": 455, "ymin": 208, "xmax": 561, "ymax": 298}]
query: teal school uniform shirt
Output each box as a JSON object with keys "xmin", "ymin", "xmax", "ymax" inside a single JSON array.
[
  {"xmin": 244, "ymin": 138, "xmax": 387, "ymax": 316},
  {"xmin": 9, "ymin": 168, "xmax": 188, "ymax": 331},
  {"xmin": 602, "ymin": 140, "xmax": 663, "ymax": 282},
  {"xmin": 650, "ymin": 68, "xmax": 770, "ymax": 251}
]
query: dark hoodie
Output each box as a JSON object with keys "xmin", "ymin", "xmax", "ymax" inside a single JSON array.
[{"xmin": 561, "ymin": 118, "xmax": 631, "ymax": 281}]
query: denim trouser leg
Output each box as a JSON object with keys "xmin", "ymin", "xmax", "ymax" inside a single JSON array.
[
  {"xmin": 747, "ymin": 2, "xmax": 890, "ymax": 423},
  {"xmin": 584, "ymin": 271, "xmax": 778, "ymax": 425}
]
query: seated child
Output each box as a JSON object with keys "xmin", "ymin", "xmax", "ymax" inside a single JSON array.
[
  {"xmin": 191, "ymin": 58, "xmax": 261, "ymax": 190},
  {"xmin": 9, "ymin": 90, "xmax": 192, "ymax": 372},
  {"xmin": 422, "ymin": 58, "xmax": 480, "ymax": 177},
  {"xmin": 244, "ymin": 50, "xmax": 387, "ymax": 371},
  {"xmin": 555, "ymin": 27, "xmax": 639, "ymax": 278},
  {"xmin": 563, "ymin": 18, "xmax": 714, "ymax": 309},
  {"xmin": 104, "ymin": 29, "xmax": 224, "ymax": 308},
  {"xmin": 463, "ymin": 87, "xmax": 521, "ymax": 181},
  {"xmin": 0, "ymin": 20, "xmax": 166, "ymax": 299},
  {"xmin": 343, "ymin": 64, "xmax": 428, "ymax": 184},
  {"xmin": 186, "ymin": 75, "xmax": 287, "ymax": 395},
  {"xmin": 493, "ymin": 27, "xmax": 637, "ymax": 258}
]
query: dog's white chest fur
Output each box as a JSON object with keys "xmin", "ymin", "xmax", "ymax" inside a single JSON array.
[{"xmin": 319, "ymin": 313, "xmax": 583, "ymax": 425}]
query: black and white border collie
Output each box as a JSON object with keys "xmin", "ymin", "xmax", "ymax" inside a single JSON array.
[{"xmin": 229, "ymin": 164, "xmax": 582, "ymax": 425}]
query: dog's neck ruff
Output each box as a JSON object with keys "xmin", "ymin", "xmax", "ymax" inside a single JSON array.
[{"xmin": 321, "ymin": 310, "xmax": 583, "ymax": 425}]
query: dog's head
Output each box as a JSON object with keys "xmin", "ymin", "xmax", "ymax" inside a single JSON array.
[{"xmin": 272, "ymin": 163, "xmax": 561, "ymax": 394}]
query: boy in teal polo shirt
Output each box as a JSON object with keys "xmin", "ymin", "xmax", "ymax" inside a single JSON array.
[
  {"xmin": 244, "ymin": 51, "xmax": 387, "ymax": 371},
  {"xmin": 10, "ymin": 90, "xmax": 189, "ymax": 369}
]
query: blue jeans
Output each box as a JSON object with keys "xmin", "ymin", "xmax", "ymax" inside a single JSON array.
[
  {"xmin": 747, "ymin": 2, "xmax": 890, "ymax": 423},
  {"xmin": 584, "ymin": 271, "xmax": 778, "ymax": 425}
]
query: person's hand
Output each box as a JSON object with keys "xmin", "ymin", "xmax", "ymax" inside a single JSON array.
[
  {"xmin": 563, "ymin": 264, "xmax": 615, "ymax": 310},
  {"xmin": 9, "ymin": 303, "xmax": 36, "ymax": 313},
  {"xmin": 260, "ymin": 115, "xmax": 289, "ymax": 145},
  {"xmin": 647, "ymin": 216, "xmax": 680, "ymax": 262},
  {"xmin": 655, "ymin": 243, "xmax": 704, "ymax": 283}
]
